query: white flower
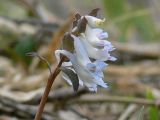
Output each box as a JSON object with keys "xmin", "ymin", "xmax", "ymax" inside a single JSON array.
[
  {"xmin": 80, "ymin": 34, "xmax": 116, "ymax": 61},
  {"xmin": 84, "ymin": 25, "xmax": 111, "ymax": 48},
  {"xmin": 54, "ymin": 11, "xmax": 116, "ymax": 92},
  {"xmin": 80, "ymin": 16, "xmax": 117, "ymax": 61},
  {"xmin": 55, "ymin": 49, "xmax": 108, "ymax": 92}
]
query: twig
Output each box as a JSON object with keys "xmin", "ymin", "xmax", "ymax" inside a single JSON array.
[
  {"xmin": 34, "ymin": 56, "xmax": 66, "ymax": 120},
  {"xmin": 0, "ymin": 16, "xmax": 59, "ymax": 27},
  {"xmin": 73, "ymin": 94, "xmax": 160, "ymax": 107},
  {"xmin": 113, "ymin": 42, "xmax": 160, "ymax": 58},
  {"xmin": 68, "ymin": 107, "xmax": 92, "ymax": 120},
  {"xmin": 0, "ymin": 97, "xmax": 55, "ymax": 120},
  {"xmin": 23, "ymin": 87, "xmax": 88, "ymax": 104},
  {"xmin": 106, "ymin": 63, "xmax": 160, "ymax": 77},
  {"xmin": 118, "ymin": 104, "xmax": 138, "ymax": 120}
]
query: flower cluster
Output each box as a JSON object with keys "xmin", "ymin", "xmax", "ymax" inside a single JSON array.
[{"xmin": 55, "ymin": 9, "xmax": 116, "ymax": 92}]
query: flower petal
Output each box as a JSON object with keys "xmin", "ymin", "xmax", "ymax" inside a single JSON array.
[
  {"xmin": 98, "ymin": 32, "xmax": 109, "ymax": 39},
  {"xmin": 85, "ymin": 15, "xmax": 105, "ymax": 27},
  {"xmin": 108, "ymin": 56, "xmax": 117, "ymax": 61},
  {"xmin": 72, "ymin": 35, "xmax": 91, "ymax": 67},
  {"xmin": 94, "ymin": 60, "xmax": 108, "ymax": 70},
  {"xmin": 92, "ymin": 75, "xmax": 108, "ymax": 88},
  {"xmin": 92, "ymin": 28, "xmax": 108, "ymax": 39}
]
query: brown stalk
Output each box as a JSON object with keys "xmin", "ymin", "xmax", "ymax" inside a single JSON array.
[
  {"xmin": 34, "ymin": 56, "xmax": 66, "ymax": 120},
  {"xmin": 34, "ymin": 14, "xmax": 74, "ymax": 120}
]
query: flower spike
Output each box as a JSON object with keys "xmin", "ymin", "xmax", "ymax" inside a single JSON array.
[{"xmin": 55, "ymin": 9, "xmax": 116, "ymax": 92}]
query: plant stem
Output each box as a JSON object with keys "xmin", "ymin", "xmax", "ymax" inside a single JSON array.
[{"xmin": 34, "ymin": 56, "xmax": 66, "ymax": 120}]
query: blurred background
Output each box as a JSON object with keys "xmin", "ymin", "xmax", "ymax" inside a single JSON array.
[{"xmin": 0, "ymin": 0, "xmax": 160, "ymax": 120}]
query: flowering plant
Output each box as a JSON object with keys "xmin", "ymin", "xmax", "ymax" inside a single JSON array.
[
  {"xmin": 34, "ymin": 8, "xmax": 116, "ymax": 120},
  {"xmin": 55, "ymin": 8, "xmax": 116, "ymax": 92}
]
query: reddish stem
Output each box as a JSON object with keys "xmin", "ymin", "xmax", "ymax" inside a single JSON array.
[{"xmin": 34, "ymin": 57, "xmax": 65, "ymax": 120}]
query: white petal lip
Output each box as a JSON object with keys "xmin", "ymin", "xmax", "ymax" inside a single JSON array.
[
  {"xmin": 85, "ymin": 15, "xmax": 105, "ymax": 28},
  {"xmin": 92, "ymin": 28, "xmax": 108, "ymax": 39},
  {"xmin": 108, "ymin": 56, "xmax": 117, "ymax": 61},
  {"xmin": 98, "ymin": 32, "xmax": 108, "ymax": 39}
]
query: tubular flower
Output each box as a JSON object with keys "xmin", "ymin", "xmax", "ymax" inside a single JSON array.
[
  {"xmin": 55, "ymin": 9, "xmax": 116, "ymax": 92},
  {"xmin": 84, "ymin": 25, "xmax": 110, "ymax": 48},
  {"xmin": 55, "ymin": 49, "xmax": 108, "ymax": 92},
  {"xmin": 80, "ymin": 34, "xmax": 116, "ymax": 61}
]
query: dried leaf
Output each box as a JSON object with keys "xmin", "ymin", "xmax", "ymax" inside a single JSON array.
[
  {"xmin": 75, "ymin": 13, "xmax": 81, "ymax": 20},
  {"xmin": 88, "ymin": 8, "xmax": 100, "ymax": 17},
  {"xmin": 73, "ymin": 13, "xmax": 81, "ymax": 28},
  {"xmin": 72, "ymin": 17, "xmax": 87, "ymax": 36},
  {"xmin": 61, "ymin": 67, "xmax": 79, "ymax": 92},
  {"xmin": 62, "ymin": 33, "xmax": 74, "ymax": 52}
]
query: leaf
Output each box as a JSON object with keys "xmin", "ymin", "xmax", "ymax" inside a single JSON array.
[
  {"xmin": 149, "ymin": 107, "xmax": 159, "ymax": 120},
  {"xmin": 146, "ymin": 90, "xmax": 159, "ymax": 120},
  {"xmin": 137, "ymin": 106, "xmax": 144, "ymax": 120},
  {"xmin": 61, "ymin": 67, "xmax": 79, "ymax": 92}
]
